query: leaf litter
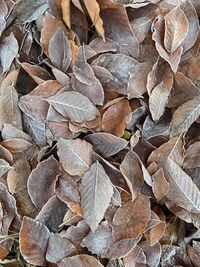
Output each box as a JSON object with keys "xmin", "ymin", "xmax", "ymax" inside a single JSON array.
[{"xmin": 0, "ymin": 0, "xmax": 200, "ymax": 266}]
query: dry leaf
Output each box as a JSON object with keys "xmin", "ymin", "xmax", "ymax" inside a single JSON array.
[
  {"xmin": 163, "ymin": 158, "xmax": 200, "ymax": 213},
  {"xmin": 57, "ymin": 138, "xmax": 92, "ymax": 176},
  {"xmin": 19, "ymin": 216, "xmax": 50, "ymax": 266},
  {"xmin": 58, "ymin": 255, "xmax": 104, "ymax": 267},
  {"xmin": 80, "ymin": 161, "xmax": 113, "ymax": 232},
  {"xmin": 164, "ymin": 6, "xmax": 189, "ymax": 53},
  {"xmin": 48, "ymin": 29, "xmax": 72, "ymax": 72},
  {"xmin": 85, "ymin": 132, "xmax": 128, "ymax": 157},
  {"xmin": 27, "ymin": 156, "xmax": 60, "ymax": 210},
  {"xmin": 112, "ymin": 195, "xmax": 151, "ymax": 241},
  {"xmin": 46, "ymin": 91, "xmax": 100, "ymax": 122},
  {"xmin": 61, "ymin": 0, "xmax": 71, "ymax": 28}
]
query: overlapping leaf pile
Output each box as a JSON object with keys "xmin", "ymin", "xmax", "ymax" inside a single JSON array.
[{"xmin": 0, "ymin": 0, "xmax": 200, "ymax": 266}]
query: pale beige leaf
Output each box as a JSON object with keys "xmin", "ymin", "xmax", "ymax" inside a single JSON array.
[
  {"xmin": 164, "ymin": 6, "xmax": 189, "ymax": 53},
  {"xmin": 80, "ymin": 161, "xmax": 113, "ymax": 232},
  {"xmin": 82, "ymin": 0, "xmax": 104, "ymax": 39},
  {"xmin": 61, "ymin": 0, "xmax": 70, "ymax": 28},
  {"xmin": 57, "ymin": 138, "xmax": 92, "ymax": 176}
]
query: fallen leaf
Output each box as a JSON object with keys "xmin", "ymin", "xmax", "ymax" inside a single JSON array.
[
  {"xmin": 19, "ymin": 216, "xmax": 50, "ymax": 266},
  {"xmin": 80, "ymin": 161, "xmax": 114, "ymax": 232},
  {"xmin": 164, "ymin": 6, "xmax": 189, "ymax": 53},
  {"xmin": 48, "ymin": 29, "xmax": 72, "ymax": 72},
  {"xmin": 170, "ymin": 97, "xmax": 200, "ymax": 137},
  {"xmin": 112, "ymin": 195, "xmax": 151, "ymax": 241},
  {"xmin": 58, "ymin": 255, "xmax": 104, "ymax": 267},
  {"xmin": 61, "ymin": 0, "xmax": 71, "ymax": 28},
  {"xmin": 152, "ymin": 168, "xmax": 170, "ymax": 201},
  {"xmin": 27, "ymin": 156, "xmax": 60, "ymax": 210},
  {"xmin": 46, "ymin": 91, "xmax": 100, "ymax": 122},
  {"xmin": 0, "ymin": 32, "xmax": 18, "ymax": 73},
  {"xmin": 57, "ymin": 138, "xmax": 92, "ymax": 176},
  {"xmin": 85, "ymin": 132, "xmax": 128, "ymax": 157}
]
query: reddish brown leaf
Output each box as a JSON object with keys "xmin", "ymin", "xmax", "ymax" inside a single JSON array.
[
  {"xmin": 19, "ymin": 217, "xmax": 50, "ymax": 266},
  {"xmin": 58, "ymin": 255, "xmax": 104, "ymax": 267},
  {"xmin": 112, "ymin": 195, "xmax": 151, "ymax": 241}
]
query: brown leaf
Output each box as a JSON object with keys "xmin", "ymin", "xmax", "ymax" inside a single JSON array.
[
  {"xmin": 57, "ymin": 138, "xmax": 92, "ymax": 176},
  {"xmin": 82, "ymin": 0, "xmax": 105, "ymax": 39},
  {"xmin": 164, "ymin": 6, "xmax": 189, "ymax": 53},
  {"xmin": 170, "ymin": 97, "xmax": 200, "ymax": 137},
  {"xmin": 130, "ymin": 16, "xmax": 152, "ymax": 43},
  {"xmin": 7, "ymin": 160, "xmax": 37, "ymax": 217},
  {"xmin": 46, "ymin": 91, "xmax": 100, "ymax": 122},
  {"xmin": 72, "ymin": 50, "xmax": 104, "ymax": 105},
  {"xmin": 163, "ymin": 158, "xmax": 200, "ymax": 213},
  {"xmin": 102, "ymin": 98, "xmax": 131, "ymax": 137},
  {"xmin": 27, "ymin": 156, "xmax": 60, "ymax": 210},
  {"xmin": 46, "ymin": 233, "xmax": 76, "ymax": 264},
  {"xmin": 55, "ymin": 170, "xmax": 80, "ymax": 203},
  {"xmin": 148, "ymin": 134, "xmax": 185, "ymax": 167},
  {"xmin": 19, "ymin": 80, "xmax": 62, "ymax": 122},
  {"xmin": 58, "ymin": 255, "xmax": 104, "ymax": 267},
  {"xmin": 0, "ymin": 32, "xmax": 18, "ymax": 73},
  {"xmin": 80, "ymin": 161, "xmax": 114, "ymax": 232},
  {"xmin": 149, "ymin": 82, "xmax": 170, "ymax": 121},
  {"xmin": 123, "ymin": 245, "xmax": 147, "ymax": 267},
  {"xmin": 19, "ymin": 216, "xmax": 50, "ymax": 266},
  {"xmin": 98, "ymin": 0, "xmax": 139, "ymax": 57},
  {"xmin": 152, "ymin": 15, "xmax": 183, "ymax": 72},
  {"xmin": 36, "ymin": 195, "xmax": 67, "ymax": 232},
  {"xmin": 120, "ymin": 151, "xmax": 144, "ymax": 200},
  {"xmin": 40, "ymin": 12, "xmax": 70, "ymax": 55},
  {"xmin": 21, "ymin": 62, "xmax": 52, "ymax": 84},
  {"xmin": 0, "ymin": 159, "xmax": 12, "ymax": 178},
  {"xmin": 48, "ymin": 29, "xmax": 72, "ymax": 72},
  {"xmin": 112, "ymin": 195, "xmax": 151, "ymax": 241},
  {"xmin": 1, "ymin": 138, "xmax": 33, "ymax": 153},
  {"xmin": 85, "ymin": 132, "xmax": 128, "ymax": 157},
  {"xmin": 183, "ymin": 141, "xmax": 200, "ymax": 169},
  {"xmin": 152, "ymin": 168, "xmax": 170, "ymax": 201},
  {"xmin": 0, "ymin": 86, "xmax": 22, "ymax": 130},
  {"xmin": 93, "ymin": 53, "xmax": 138, "ymax": 95},
  {"xmin": 64, "ymin": 220, "xmax": 90, "ymax": 247},
  {"xmin": 168, "ymin": 72, "xmax": 200, "ymax": 109}
]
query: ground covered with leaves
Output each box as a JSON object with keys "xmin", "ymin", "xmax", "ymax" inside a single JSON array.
[{"xmin": 1, "ymin": 0, "xmax": 200, "ymax": 266}]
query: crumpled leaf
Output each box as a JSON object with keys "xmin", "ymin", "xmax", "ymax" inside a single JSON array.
[{"xmin": 80, "ymin": 161, "xmax": 114, "ymax": 232}]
